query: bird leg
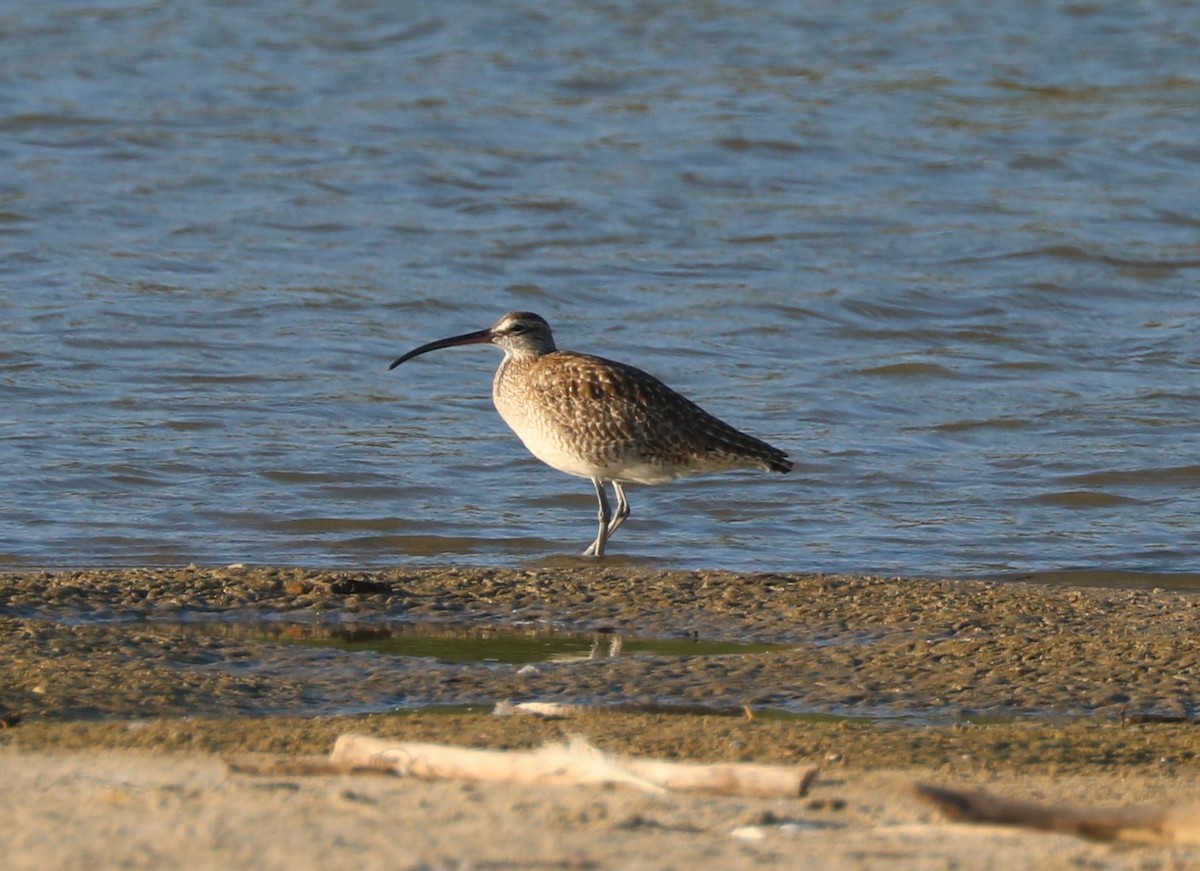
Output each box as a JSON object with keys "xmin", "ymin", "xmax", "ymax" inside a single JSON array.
[
  {"xmin": 583, "ymin": 477, "xmax": 612, "ymax": 558},
  {"xmin": 583, "ymin": 480, "xmax": 631, "ymax": 557},
  {"xmin": 607, "ymin": 481, "xmax": 630, "ymax": 538}
]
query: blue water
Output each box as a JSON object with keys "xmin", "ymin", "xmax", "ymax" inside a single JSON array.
[{"xmin": 2, "ymin": 0, "xmax": 1199, "ymax": 581}]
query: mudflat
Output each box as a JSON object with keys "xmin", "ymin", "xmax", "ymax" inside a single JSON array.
[{"xmin": 2, "ymin": 567, "xmax": 1199, "ymax": 869}]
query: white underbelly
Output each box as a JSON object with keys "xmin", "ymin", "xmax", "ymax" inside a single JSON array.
[{"xmin": 496, "ymin": 404, "xmax": 689, "ymax": 484}]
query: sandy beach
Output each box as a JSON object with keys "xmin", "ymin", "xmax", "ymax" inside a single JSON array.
[{"xmin": 3, "ymin": 567, "xmax": 1200, "ymax": 868}]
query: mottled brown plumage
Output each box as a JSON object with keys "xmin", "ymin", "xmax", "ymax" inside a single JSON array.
[
  {"xmin": 391, "ymin": 312, "xmax": 791, "ymax": 557},
  {"xmin": 494, "ymin": 351, "xmax": 790, "ymax": 483}
]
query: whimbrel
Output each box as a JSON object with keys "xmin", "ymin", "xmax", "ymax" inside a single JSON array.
[{"xmin": 390, "ymin": 312, "xmax": 791, "ymax": 557}]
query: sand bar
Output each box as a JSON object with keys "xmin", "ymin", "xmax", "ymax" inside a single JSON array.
[{"xmin": 2, "ymin": 567, "xmax": 1199, "ymax": 868}]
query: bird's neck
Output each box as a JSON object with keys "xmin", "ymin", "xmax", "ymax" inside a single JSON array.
[
  {"xmin": 502, "ymin": 345, "xmax": 549, "ymax": 363},
  {"xmin": 493, "ymin": 351, "xmax": 538, "ymax": 406}
]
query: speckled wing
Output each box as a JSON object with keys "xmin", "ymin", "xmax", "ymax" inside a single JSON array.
[{"xmin": 521, "ymin": 352, "xmax": 791, "ymax": 482}]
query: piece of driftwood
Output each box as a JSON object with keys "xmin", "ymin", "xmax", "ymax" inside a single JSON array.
[
  {"xmin": 493, "ymin": 701, "xmax": 582, "ymax": 719},
  {"xmin": 329, "ymin": 733, "xmax": 818, "ymax": 798},
  {"xmin": 912, "ymin": 782, "xmax": 1200, "ymax": 845},
  {"xmin": 493, "ymin": 700, "xmax": 758, "ymax": 720}
]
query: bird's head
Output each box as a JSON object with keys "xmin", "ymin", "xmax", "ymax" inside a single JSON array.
[{"xmin": 389, "ymin": 311, "xmax": 557, "ymax": 369}]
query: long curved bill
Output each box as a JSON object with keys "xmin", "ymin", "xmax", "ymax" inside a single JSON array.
[{"xmin": 389, "ymin": 328, "xmax": 493, "ymax": 370}]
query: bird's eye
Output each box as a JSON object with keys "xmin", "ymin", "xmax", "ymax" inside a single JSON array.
[{"xmin": 509, "ymin": 324, "xmax": 527, "ymax": 334}]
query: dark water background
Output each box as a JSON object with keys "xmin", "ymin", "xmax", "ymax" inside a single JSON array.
[{"xmin": 3, "ymin": 0, "xmax": 1199, "ymax": 582}]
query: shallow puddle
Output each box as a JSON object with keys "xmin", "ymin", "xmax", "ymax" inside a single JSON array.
[{"xmin": 196, "ymin": 621, "xmax": 791, "ymax": 664}]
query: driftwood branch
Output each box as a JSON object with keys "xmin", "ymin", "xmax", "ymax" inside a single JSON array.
[
  {"xmin": 912, "ymin": 782, "xmax": 1200, "ymax": 845},
  {"xmin": 328, "ymin": 734, "xmax": 818, "ymax": 798},
  {"xmin": 492, "ymin": 701, "xmax": 759, "ymax": 719},
  {"xmin": 492, "ymin": 701, "xmax": 581, "ymax": 719}
]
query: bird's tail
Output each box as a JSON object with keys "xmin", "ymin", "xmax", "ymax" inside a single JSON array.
[
  {"xmin": 708, "ymin": 424, "xmax": 792, "ymax": 474},
  {"xmin": 764, "ymin": 452, "xmax": 792, "ymax": 474}
]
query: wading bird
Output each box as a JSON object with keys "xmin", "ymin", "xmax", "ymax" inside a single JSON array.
[{"xmin": 390, "ymin": 312, "xmax": 791, "ymax": 557}]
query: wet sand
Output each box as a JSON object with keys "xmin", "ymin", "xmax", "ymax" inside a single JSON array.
[{"xmin": 3, "ymin": 567, "xmax": 1200, "ymax": 868}]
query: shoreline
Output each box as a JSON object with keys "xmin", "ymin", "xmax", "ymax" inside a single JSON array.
[
  {"xmin": 3, "ymin": 566, "xmax": 1199, "ymax": 722},
  {"xmin": 3, "ymin": 567, "xmax": 1200, "ymax": 868}
]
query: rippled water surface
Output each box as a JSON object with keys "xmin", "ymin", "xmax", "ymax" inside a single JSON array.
[{"xmin": 3, "ymin": 0, "xmax": 1199, "ymax": 581}]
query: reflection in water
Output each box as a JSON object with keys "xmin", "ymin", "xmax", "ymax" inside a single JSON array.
[{"xmin": 192, "ymin": 621, "xmax": 787, "ymax": 665}]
